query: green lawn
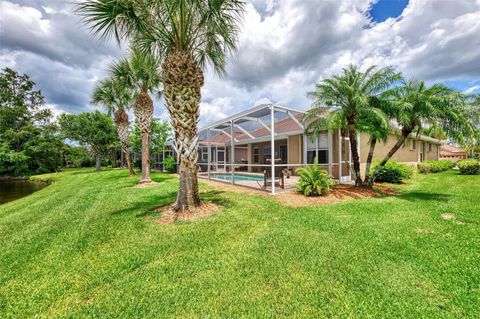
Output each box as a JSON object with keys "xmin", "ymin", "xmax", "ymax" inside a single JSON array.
[{"xmin": 0, "ymin": 169, "xmax": 479, "ymax": 318}]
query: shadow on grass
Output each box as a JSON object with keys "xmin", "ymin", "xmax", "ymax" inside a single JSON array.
[
  {"xmin": 397, "ymin": 191, "xmax": 451, "ymax": 202},
  {"xmin": 109, "ymin": 192, "xmax": 178, "ymax": 217},
  {"xmin": 200, "ymin": 190, "xmax": 233, "ymax": 209},
  {"xmin": 110, "ymin": 189, "xmax": 234, "ymax": 218}
]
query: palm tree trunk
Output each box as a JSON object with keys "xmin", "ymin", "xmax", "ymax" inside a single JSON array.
[
  {"xmin": 134, "ymin": 89, "xmax": 153, "ymax": 183},
  {"xmin": 141, "ymin": 131, "xmax": 150, "ymax": 182},
  {"xmin": 348, "ymin": 122, "xmax": 362, "ymax": 186},
  {"xmin": 379, "ymin": 128, "xmax": 411, "ymax": 166},
  {"xmin": 95, "ymin": 153, "xmax": 101, "ymax": 171},
  {"xmin": 364, "ymin": 136, "xmax": 377, "ymax": 186},
  {"xmin": 125, "ymin": 150, "xmax": 134, "ymax": 176},
  {"xmin": 162, "ymin": 50, "xmax": 203, "ymax": 212},
  {"xmin": 115, "ymin": 110, "xmax": 135, "ymax": 177}
]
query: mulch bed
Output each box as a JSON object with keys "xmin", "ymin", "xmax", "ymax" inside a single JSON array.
[
  {"xmin": 133, "ymin": 181, "xmax": 159, "ymax": 188},
  {"xmin": 274, "ymin": 184, "xmax": 396, "ymax": 207},
  {"xmin": 155, "ymin": 201, "xmax": 222, "ymax": 224}
]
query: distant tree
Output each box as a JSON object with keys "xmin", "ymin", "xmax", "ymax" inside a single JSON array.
[
  {"xmin": 130, "ymin": 118, "xmax": 171, "ymax": 155},
  {"xmin": 92, "ymin": 78, "xmax": 135, "ymax": 176},
  {"xmin": 0, "ymin": 67, "xmax": 63, "ymax": 175},
  {"xmin": 62, "ymin": 145, "xmax": 95, "ymax": 168},
  {"xmin": 59, "ymin": 111, "xmax": 118, "ymax": 171}
]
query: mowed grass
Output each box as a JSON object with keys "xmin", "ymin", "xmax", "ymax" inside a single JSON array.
[{"xmin": 0, "ymin": 169, "xmax": 479, "ymax": 318}]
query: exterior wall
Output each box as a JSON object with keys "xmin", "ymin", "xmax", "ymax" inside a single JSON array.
[
  {"xmin": 359, "ymin": 132, "xmax": 418, "ymax": 164},
  {"xmin": 248, "ymin": 139, "xmax": 288, "ymax": 172},
  {"xmin": 358, "ymin": 132, "xmax": 440, "ymax": 178},
  {"xmin": 287, "ymin": 134, "xmax": 303, "ymax": 164},
  {"xmin": 426, "ymin": 143, "xmax": 440, "ymax": 161}
]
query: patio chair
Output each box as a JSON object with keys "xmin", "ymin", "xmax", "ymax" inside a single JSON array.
[{"xmin": 261, "ymin": 169, "xmax": 284, "ymax": 190}]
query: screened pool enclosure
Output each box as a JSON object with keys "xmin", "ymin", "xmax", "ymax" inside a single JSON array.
[{"xmin": 194, "ymin": 104, "xmax": 353, "ymax": 194}]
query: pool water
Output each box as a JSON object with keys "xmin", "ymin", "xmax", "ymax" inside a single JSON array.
[
  {"xmin": 212, "ymin": 174, "xmax": 264, "ymax": 182},
  {"xmin": 0, "ymin": 180, "xmax": 47, "ymax": 204}
]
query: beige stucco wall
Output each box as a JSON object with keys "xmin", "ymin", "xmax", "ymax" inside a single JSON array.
[
  {"xmin": 358, "ymin": 132, "xmax": 440, "ymax": 178},
  {"xmin": 287, "ymin": 134, "xmax": 303, "ymax": 164}
]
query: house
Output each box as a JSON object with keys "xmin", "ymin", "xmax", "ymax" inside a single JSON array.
[
  {"xmin": 195, "ymin": 104, "xmax": 441, "ymax": 193},
  {"xmin": 439, "ymin": 144, "xmax": 467, "ymax": 161}
]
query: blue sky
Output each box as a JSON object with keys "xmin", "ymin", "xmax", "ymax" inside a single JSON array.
[{"xmin": 369, "ymin": 0, "xmax": 409, "ymax": 23}]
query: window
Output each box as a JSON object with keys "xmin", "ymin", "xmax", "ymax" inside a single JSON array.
[
  {"xmin": 411, "ymin": 140, "xmax": 417, "ymax": 150},
  {"xmin": 253, "ymin": 147, "xmax": 259, "ymax": 163},
  {"xmin": 263, "ymin": 146, "xmax": 271, "ymax": 161},
  {"xmin": 306, "ymin": 134, "xmax": 328, "ymax": 164},
  {"xmin": 428, "ymin": 143, "xmax": 432, "ymax": 152},
  {"xmin": 200, "ymin": 147, "xmax": 208, "ymax": 161}
]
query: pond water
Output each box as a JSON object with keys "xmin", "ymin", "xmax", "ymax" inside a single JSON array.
[{"xmin": 0, "ymin": 180, "xmax": 47, "ymax": 205}]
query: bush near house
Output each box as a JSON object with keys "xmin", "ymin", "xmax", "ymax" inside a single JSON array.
[
  {"xmin": 163, "ymin": 156, "xmax": 177, "ymax": 173},
  {"xmin": 457, "ymin": 160, "xmax": 480, "ymax": 175},
  {"xmin": 418, "ymin": 159, "xmax": 455, "ymax": 174},
  {"xmin": 296, "ymin": 160, "xmax": 332, "ymax": 196},
  {"xmin": 370, "ymin": 160, "xmax": 413, "ymax": 183}
]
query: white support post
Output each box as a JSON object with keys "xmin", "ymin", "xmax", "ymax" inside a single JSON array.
[
  {"xmin": 207, "ymin": 129, "xmax": 211, "ymax": 180},
  {"xmin": 303, "ymin": 134, "xmax": 308, "ymax": 165},
  {"xmin": 328, "ymin": 131, "xmax": 333, "ymax": 177},
  {"xmin": 230, "ymin": 120, "xmax": 235, "ymax": 185},
  {"xmin": 162, "ymin": 147, "xmax": 165, "ymax": 172},
  {"xmin": 271, "ymin": 105, "xmax": 275, "ymax": 195},
  {"xmin": 338, "ymin": 129, "xmax": 342, "ymax": 183}
]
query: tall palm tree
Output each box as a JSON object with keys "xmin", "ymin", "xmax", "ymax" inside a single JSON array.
[
  {"xmin": 92, "ymin": 78, "xmax": 135, "ymax": 176},
  {"xmin": 78, "ymin": 0, "xmax": 245, "ymax": 212},
  {"xmin": 305, "ymin": 65, "xmax": 400, "ymax": 186},
  {"xmin": 109, "ymin": 49, "xmax": 162, "ymax": 184},
  {"xmin": 378, "ymin": 80, "xmax": 476, "ymax": 167}
]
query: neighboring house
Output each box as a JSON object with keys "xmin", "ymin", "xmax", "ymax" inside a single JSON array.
[
  {"xmin": 195, "ymin": 104, "xmax": 441, "ymax": 184},
  {"xmin": 439, "ymin": 144, "xmax": 467, "ymax": 161}
]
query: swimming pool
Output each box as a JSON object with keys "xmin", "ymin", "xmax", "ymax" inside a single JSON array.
[{"xmin": 211, "ymin": 173, "xmax": 264, "ymax": 182}]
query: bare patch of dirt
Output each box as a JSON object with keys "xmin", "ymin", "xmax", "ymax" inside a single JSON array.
[
  {"xmin": 134, "ymin": 181, "xmax": 158, "ymax": 188},
  {"xmin": 441, "ymin": 213, "xmax": 455, "ymax": 220},
  {"xmin": 155, "ymin": 201, "xmax": 222, "ymax": 224},
  {"xmin": 415, "ymin": 227, "xmax": 434, "ymax": 234},
  {"xmin": 275, "ymin": 184, "xmax": 396, "ymax": 207}
]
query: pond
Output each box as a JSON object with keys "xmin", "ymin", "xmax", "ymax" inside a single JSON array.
[{"xmin": 0, "ymin": 180, "xmax": 48, "ymax": 205}]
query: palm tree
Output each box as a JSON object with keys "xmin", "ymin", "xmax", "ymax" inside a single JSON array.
[
  {"xmin": 355, "ymin": 97, "xmax": 390, "ymax": 185},
  {"xmin": 78, "ymin": 0, "xmax": 245, "ymax": 212},
  {"xmin": 377, "ymin": 80, "xmax": 476, "ymax": 167},
  {"xmin": 305, "ymin": 65, "xmax": 400, "ymax": 186},
  {"xmin": 109, "ymin": 49, "xmax": 162, "ymax": 184},
  {"xmin": 92, "ymin": 78, "xmax": 135, "ymax": 176}
]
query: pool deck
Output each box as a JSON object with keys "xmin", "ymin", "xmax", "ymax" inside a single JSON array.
[{"xmin": 198, "ymin": 172, "xmax": 299, "ymax": 193}]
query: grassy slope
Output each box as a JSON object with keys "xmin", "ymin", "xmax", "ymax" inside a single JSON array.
[{"xmin": 0, "ymin": 169, "xmax": 479, "ymax": 318}]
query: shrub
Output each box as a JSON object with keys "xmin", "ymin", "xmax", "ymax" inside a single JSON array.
[
  {"xmin": 457, "ymin": 160, "xmax": 480, "ymax": 175},
  {"xmin": 163, "ymin": 155, "xmax": 177, "ymax": 173},
  {"xmin": 296, "ymin": 160, "xmax": 332, "ymax": 196},
  {"xmin": 370, "ymin": 160, "xmax": 413, "ymax": 183},
  {"xmin": 418, "ymin": 160, "xmax": 454, "ymax": 174}
]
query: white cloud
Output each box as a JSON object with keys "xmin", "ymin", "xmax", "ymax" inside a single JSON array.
[
  {"xmin": 464, "ymin": 86, "xmax": 480, "ymax": 94},
  {"xmin": 1, "ymin": 0, "xmax": 479, "ymax": 127}
]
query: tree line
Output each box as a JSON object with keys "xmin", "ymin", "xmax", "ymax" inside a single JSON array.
[{"xmin": 0, "ymin": 67, "xmax": 170, "ymax": 176}]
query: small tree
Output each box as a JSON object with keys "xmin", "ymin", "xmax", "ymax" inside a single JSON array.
[{"xmin": 59, "ymin": 111, "xmax": 118, "ymax": 171}]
